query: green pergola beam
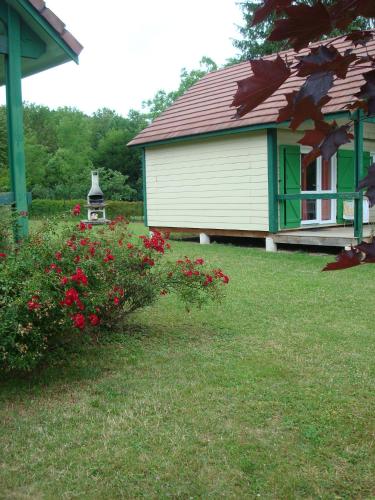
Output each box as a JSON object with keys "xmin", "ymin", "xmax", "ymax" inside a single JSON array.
[{"xmin": 5, "ymin": 5, "xmax": 28, "ymax": 240}]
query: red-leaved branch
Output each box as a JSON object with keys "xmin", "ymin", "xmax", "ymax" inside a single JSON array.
[{"xmin": 231, "ymin": 0, "xmax": 375, "ymax": 270}]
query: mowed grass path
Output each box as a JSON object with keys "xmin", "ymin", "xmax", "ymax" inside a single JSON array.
[{"xmin": 1, "ymin": 226, "xmax": 375, "ymax": 498}]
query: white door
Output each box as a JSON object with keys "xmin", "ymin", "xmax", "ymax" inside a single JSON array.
[{"xmin": 300, "ymin": 149, "xmax": 337, "ymax": 225}]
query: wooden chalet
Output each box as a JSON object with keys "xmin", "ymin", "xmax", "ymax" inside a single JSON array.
[{"xmin": 129, "ymin": 35, "xmax": 375, "ymax": 250}]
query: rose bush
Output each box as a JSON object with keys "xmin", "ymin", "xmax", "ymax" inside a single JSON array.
[{"xmin": 0, "ymin": 208, "xmax": 229, "ymax": 372}]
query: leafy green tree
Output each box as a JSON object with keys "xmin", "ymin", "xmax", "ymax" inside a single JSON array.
[
  {"xmin": 24, "ymin": 135, "xmax": 50, "ymax": 192},
  {"xmin": 233, "ymin": 1, "xmax": 374, "ymax": 61},
  {"xmin": 23, "ymin": 103, "xmax": 58, "ymax": 154},
  {"xmin": 32, "ymin": 148, "xmax": 92, "ymax": 199},
  {"xmin": 90, "ymin": 108, "xmax": 128, "ymax": 150},
  {"xmin": 143, "ymin": 57, "xmax": 218, "ymax": 120},
  {"xmin": 96, "ymin": 167, "xmax": 137, "ymax": 201},
  {"xmin": 93, "ymin": 128, "xmax": 143, "ymax": 199}
]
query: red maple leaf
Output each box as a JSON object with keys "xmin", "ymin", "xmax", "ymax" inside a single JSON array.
[
  {"xmin": 329, "ymin": 0, "xmax": 361, "ymax": 29},
  {"xmin": 278, "ymin": 70, "xmax": 334, "ymax": 130},
  {"xmin": 357, "ymin": 163, "xmax": 375, "ymax": 207},
  {"xmin": 252, "ymin": 0, "xmax": 292, "ymax": 26},
  {"xmin": 322, "ymin": 248, "xmax": 361, "ymax": 271},
  {"xmin": 278, "ymin": 93, "xmax": 329, "ymax": 131},
  {"xmin": 268, "ymin": 3, "xmax": 332, "ymax": 52},
  {"xmin": 357, "ymin": 0, "xmax": 375, "ymax": 18},
  {"xmin": 345, "ymin": 30, "xmax": 374, "ymax": 47},
  {"xmin": 320, "ymin": 124, "xmax": 354, "ymax": 160},
  {"xmin": 295, "ymin": 45, "xmax": 356, "ymax": 79},
  {"xmin": 356, "ymin": 240, "xmax": 375, "ymax": 262},
  {"xmin": 330, "ymin": 0, "xmax": 375, "ymax": 29},
  {"xmin": 298, "ymin": 121, "xmax": 353, "ymax": 167},
  {"xmin": 231, "ymin": 56, "xmax": 291, "ymax": 118},
  {"xmin": 297, "ymin": 121, "xmax": 331, "ymax": 147}
]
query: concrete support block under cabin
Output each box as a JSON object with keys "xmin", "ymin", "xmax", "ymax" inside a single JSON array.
[
  {"xmin": 200, "ymin": 233, "xmax": 211, "ymax": 245},
  {"xmin": 265, "ymin": 237, "xmax": 277, "ymax": 252}
]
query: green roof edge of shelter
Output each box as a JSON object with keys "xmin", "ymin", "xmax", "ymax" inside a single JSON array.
[{"xmin": 11, "ymin": 0, "xmax": 82, "ymax": 63}]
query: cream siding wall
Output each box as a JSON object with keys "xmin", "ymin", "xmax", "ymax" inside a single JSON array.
[
  {"xmin": 278, "ymin": 122, "xmax": 375, "ymax": 223},
  {"xmin": 145, "ymin": 132, "xmax": 269, "ymax": 231}
]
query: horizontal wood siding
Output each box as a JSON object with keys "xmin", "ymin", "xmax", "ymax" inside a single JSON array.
[{"xmin": 145, "ymin": 132, "xmax": 269, "ymax": 230}]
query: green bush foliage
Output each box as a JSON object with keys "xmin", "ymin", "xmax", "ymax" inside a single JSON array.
[
  {"xmin": 29, "ymin": 199, "xmax": 143, "ymax": 219},
  {"xmin": 0, "ymin": 209, "xmax": 229, "ymax": 372}
]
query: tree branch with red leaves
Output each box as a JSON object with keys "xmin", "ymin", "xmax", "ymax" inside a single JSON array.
[{"xmin": 231, "ymin": 0, "xmax": 375, "ymax": 271}]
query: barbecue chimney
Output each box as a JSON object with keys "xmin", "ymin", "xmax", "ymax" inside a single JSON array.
[{"xmin": 84, "ymin": 170, "xmax": 110, "ymax": 224}]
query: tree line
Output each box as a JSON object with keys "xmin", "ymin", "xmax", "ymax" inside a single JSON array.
[{"xmin": 0, "ymin": 57, "xmax": 219, "ymax": 201}]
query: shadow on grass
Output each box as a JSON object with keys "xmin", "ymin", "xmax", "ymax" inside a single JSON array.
[{"xmin": 0, "ymin": 321, "xmax": 153, "ymax": 399}]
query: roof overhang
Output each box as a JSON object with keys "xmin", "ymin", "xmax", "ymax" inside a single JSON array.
[
  {"xmin": 0, "ymin": 0, "xmax": 83, "ymax": 85},
  {"xmin": 128, "ymin": 110, "xmax": 353, "ymax": 149}
]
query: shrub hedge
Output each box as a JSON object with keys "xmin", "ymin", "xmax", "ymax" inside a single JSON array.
[
  {"xmin": 29, "ymin": 199, "xmax": 143, "ymax": 220},
  {"xmin": 0, "ymin": 214, "xmax": 229, "ymax": 372}
]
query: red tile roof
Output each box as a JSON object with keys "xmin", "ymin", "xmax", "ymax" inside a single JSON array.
[
  {"xmin": 129, "ymin": 34, "xmax": 375, "ymax": 146},
  {"xmin": 27, "ymin": 0, "xmax": 83, "ymax": 56}
]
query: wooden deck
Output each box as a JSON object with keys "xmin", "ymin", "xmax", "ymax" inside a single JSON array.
[{"xmin": 274, "ymin": 225, "xmax": 374, "ymax": 247}]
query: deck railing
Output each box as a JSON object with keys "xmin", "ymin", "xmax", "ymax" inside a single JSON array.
[{"xmin": 276, "ymin": 192, "xmax": 364, "ymax": 240}]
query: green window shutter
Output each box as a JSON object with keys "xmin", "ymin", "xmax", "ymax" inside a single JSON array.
[
  {"xmin": 363, "ymin": 150, "xmax": 371, "ymax": 177},
  {"xmin": 337, "ymin": 149, "xmax": 354, "ymax": 223},
  {"xmin": 279, "ymin": 145, "xmax": 301, "ymax": 228},
  {"xmin": 337, "ymin": 150, "xmax": 371, "ymax": 223}
]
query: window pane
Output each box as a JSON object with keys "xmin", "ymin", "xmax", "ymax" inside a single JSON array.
[
  {"xmin": 322, "ymin": 159, "xmax": 331, "ymax": 190},
  {"xmin": 302, "ymin": 200, "xmax": 316, "ymax": 221},
  {"xmin": 301, "ymin": 155, "xmax": 317, "ymax": 191},
  {"xmin": 321, "ymin": 199, "xmax": 332, "ymax": 220}
]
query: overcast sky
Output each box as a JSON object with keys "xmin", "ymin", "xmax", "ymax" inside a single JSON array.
[{"xmin": 2, "ymin": 0, "xmax": 243, "ymax": 117}]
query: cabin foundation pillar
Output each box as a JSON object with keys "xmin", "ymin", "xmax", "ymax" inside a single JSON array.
[
  {"xmin": 200, "ymin": 233, "xmax": 210, "ymax": 245},
  {"xmin": 265, "ymin": 236, "xmax": 277, "ymax": 252}
]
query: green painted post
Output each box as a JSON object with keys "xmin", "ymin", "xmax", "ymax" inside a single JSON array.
[
  {"xmin": 5, "ymin": 6, "xmax": 28, "ymax": 240},
  {"xmin": 354, "ymin": 110, "xmax": 363, "ymax": 242},
  {"xmin": 267, "ymin": 128, "xmax": 278, "ymax": 232},
  {"xmin": 141, "ymin": 148, "xmax": 148, "ymax": 227}
]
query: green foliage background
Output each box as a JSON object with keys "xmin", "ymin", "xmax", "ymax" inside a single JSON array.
[
  {"xmin": 0, "ymin": 58, "xmax": 220, "ymax": 203},
  {"xmin": 29, "ymin": 199, "xmax": 143, "ymax": 219}
]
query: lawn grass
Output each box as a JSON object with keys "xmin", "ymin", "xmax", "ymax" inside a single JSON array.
[{"xmin": 1, "ymin": 224, "xmax": 375, "ymax": 498}]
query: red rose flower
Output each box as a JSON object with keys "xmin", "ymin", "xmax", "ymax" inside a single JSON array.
[
  {"xmin": 27, "ymin": 299, "xmax": 40, "ymax": 310},
  {"xmin": 72, "ymin": 204, "xmax": 81, "ymax": 216},
  {"xmin": 72, "ymin": 313, "xmax": 85, "ymax": 330},
  {"xmin": 71, "ymin": 268, "xmax": 88, "ymax": 286},
  {"xmin": 89, "ymin": 314, "xmax": 100, "ymax": 326}
]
